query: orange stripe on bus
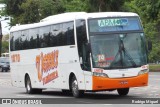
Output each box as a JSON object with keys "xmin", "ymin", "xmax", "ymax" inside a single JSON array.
[{"xmin": 92, "ymin": 73, "xmax": 148, "ymax": 91}]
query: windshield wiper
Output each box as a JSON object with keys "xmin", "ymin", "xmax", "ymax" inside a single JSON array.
[
  {"xmin": 122, "ymin": 43, "xmax": 137, "ymax": 67},
  {"xmin": 121, "ymin": 34, "xmax": 137, "ymax": 67},
  {"xmin": 109, "ymin": 34, "xmax": 137, "ymax": 69},
  {"xmin": 109, "ymin": 38, "xmax": 123, "ymax": 69}
]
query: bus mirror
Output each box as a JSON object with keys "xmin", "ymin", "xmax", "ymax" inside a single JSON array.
[{"xmin": 148, "ymin": 40, "xmax": 152, "ymax": 51}]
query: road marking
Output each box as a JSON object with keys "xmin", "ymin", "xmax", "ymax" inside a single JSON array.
[
  {"xmin": 148, "ymin": 94, "xmax": 153, "ymax": 96},
  {"xmin": 151, "ymin": 91, "xmax": 157, "ymax": 93},
  {"xmin": 154, "ymin": 94, "xmax": 160, "ymax": 96},
  {"xmin": 76, "ymin": 100, "xmax": 93, "ymax": 104},
  {"xmin": 134, "ymin": 93, "xmax": 142, "ymax": 95},
  {"xmin": 102, "ymin": 104, "xmax": 113, "ymax": 106},
  {"xmin": 16, "ymin": 94, "xmax": 35, "ymax": 98},
  {"xmin": 149, "ymin": 75, "xmax": 160, "ymax": 77}
]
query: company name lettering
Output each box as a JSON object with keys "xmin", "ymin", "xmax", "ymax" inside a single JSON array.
[{"xmin": 36, "ymin": 50, "xmax": 59, "ymax": 84}]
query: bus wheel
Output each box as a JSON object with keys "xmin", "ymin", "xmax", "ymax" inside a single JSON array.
[
  {"xmin": 25, "ymin": 76, "xmax": 34, "ymax": 94},
  {"xmin": 25, "ymin": 76, "xmax": 42, "ymax": 94},
  {"xmin": 71, "ymin": 76, "xmax": 84, "ymax": 98},
  {"xmin": 117, "ymin": 88, "xmax": 129, "ymax": 96}
]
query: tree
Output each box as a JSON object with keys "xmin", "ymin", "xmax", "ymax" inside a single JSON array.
[
  {"xmin": 39, "ymin": 0, "xmax": 65, "ymax": 19},
  {"xmin": 2, "ymin": 41, "xmax": 9, "ymax": 53},
  {"xmin": 1, "ymin": 34, "xmax": 9, "ymax": 53},
  {"xmin": 124, "ymin": 0, "xmax": 160, "ymax": 62},
  {"xmin": 88, "ymin": 0, "xmax": 125, "ymax": 12},
  {"xmin": 0, "ymin": 0, "xmax": 4, "ymax": 3},
  {"xmin": 20, "ymin": 0, "xmax": 40, "ymax": 24},
  {"xmin": 4, "ymin": 0, "xmax": 66, "ymax": 25},
  {"xmin": 4, "ymin": 0, "xmax": 25, "ymax": 25},
  {"xmin": 62, "ymin": 0, "xmax": 88, "ymax": 12}
]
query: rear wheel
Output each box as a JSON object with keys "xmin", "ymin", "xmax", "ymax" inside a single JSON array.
[
  {"xmin": 71, "ymin": 76, "xmax": 84, "ymax": 98},
  {"xmin": 25, "ymin": 76, "xmax": 34, "ymax": 94},
  {"xmin": 25, "ymin": 76, "xmax": 42, "ymax": 94},
  {"xmin": 117, "ymin": 88, "xmax": 129, "ymax": 96}
]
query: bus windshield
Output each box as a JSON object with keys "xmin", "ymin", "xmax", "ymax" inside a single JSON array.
[
  {"xmin": 90, "ymin": 33, "xmax": 147, "ymax": 69},
  {"xmin": 88, "ymin": 17, "xmax": 147, "ymax": 69}
]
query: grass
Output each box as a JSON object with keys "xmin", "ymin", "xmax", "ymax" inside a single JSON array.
[{"xmin": 149, "ymin": 64, "xmax": 160, "ymax": 72}]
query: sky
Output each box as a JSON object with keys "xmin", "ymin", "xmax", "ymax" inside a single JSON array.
[
  {"xmin": 0, "ymin": 4, "xmax": 10, "ymax": 35},
  {"xmin": 1, "ymin": 16, "xmax": 10, "ymax": 35}
]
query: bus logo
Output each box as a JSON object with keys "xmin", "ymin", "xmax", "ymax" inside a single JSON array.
[
  {"xmin": 36, "ymin": 50, "xmax": 59, "ymax": 85},
  {"xmin": 122, "ymin": 73, "xmax": 125, "ymax": 77}
]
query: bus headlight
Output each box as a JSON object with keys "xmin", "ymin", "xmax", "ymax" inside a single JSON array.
[
  {"xmin": 92, "ymin": 72, "xmax": 108, "ymax": 77},
  {"xmin": 138, "ymin": 69, "xmax": 149, "ymax": 75}
]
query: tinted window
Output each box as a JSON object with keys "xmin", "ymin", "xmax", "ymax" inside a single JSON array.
[
  {"xmin": 50, "ymin": 25, "xmax": 58, "ymax": 46},
  {"xmin": 29, "ymin": 28, "xmax": 39, "ymax": 49},
  {"xmin": 10, "ymin": 33, "xmax": 14, "ymax": 51},
  {"xmin": 76, "ymin": 19, "xmax": 91, "ymax": 71},
  {"xmin": 57, "ymin": 24, "xmax": 63, "ymax": 46},
  {"xmin": 20, "ymin": 30, "xmax": 29, "ymax": 50},
  {"xmin": 10, "ymin": 21, "xmax": 75, "ymax": 51},
  {"xmin": 63, "ymin": 22, "xmax": 75, "ymax": 45},
  {"xmin": 13, "ymin": 31, "xmax": 21, "ymax": 51},
  {"xmin": 39, "ymin": 26, "xmax": 51, "ymax": 48},
  {"xmin": 51, "ymin": 22, "xmax": 75, "ymax": 46}
]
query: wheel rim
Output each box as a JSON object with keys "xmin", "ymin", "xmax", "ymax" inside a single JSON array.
[{"xmin": 72, "ymin": 79, "xmax": 78, "ymax": 95}]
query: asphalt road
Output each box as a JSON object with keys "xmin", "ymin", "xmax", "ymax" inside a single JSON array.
[{"xmin": 0, "ymin": 72, "xmax": 160, "ymax": 106}]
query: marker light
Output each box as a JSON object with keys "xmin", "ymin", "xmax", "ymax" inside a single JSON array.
[
  {"xmin": 92, "ymin": 72, "xmax": 108, "ymax": 78},
  {"xmin": 138, "ymin": 69, "xmax": 149, "ymax": 75}
]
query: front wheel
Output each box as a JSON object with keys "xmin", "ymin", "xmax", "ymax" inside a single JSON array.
[
  {"xmin": 25, "ymin": 76, "xmax": 42, "ymax": 94},
  {"xmin": 71, "ymin": 76, "xmax": 84, "ymax": 98},
  {"xmin": 117, "ymin": 88, "xmax": 129, "ymax": 96}
]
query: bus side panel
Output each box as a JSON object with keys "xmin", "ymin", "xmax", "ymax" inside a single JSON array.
[
  {"xmin": 11, "ymin": 46, "xmax": 86, "ymax": 90},
  {"xmin": 83, "ymin": 71, "xmax": 92, "ymax": 90},
  {"xmin": 10, "ymin": 51, "xmax": 25, "ymax": 88}
]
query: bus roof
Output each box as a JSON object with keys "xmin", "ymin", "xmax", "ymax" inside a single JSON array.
[{"xmin": 10, "ymin": 12, "xmax": 139, "ymax": 32}]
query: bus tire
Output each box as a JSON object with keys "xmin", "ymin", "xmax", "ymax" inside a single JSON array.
[
  {"xmin": 71, "ymin": 76, "xmax": 84, "ymax": 98},
  {"xmin": 25, "ymin": 76, "xmax": 42, "ymax": 94},
  {"xmin": 117, "ymin": 88, "xmax": 129, "ymax": 96},
  {"xmin": 25, "ymin": 76, "xmax": 34, "ymax": 94}
]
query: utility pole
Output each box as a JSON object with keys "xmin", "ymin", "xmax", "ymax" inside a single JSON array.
[{"xmin": 0, "ymin": 21, "xmax": 2, "ymax": 57}]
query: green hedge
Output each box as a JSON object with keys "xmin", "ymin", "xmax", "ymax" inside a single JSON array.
[{"xmin": 149, "ymin": 64, "xmax": 160, "ymax": 72}]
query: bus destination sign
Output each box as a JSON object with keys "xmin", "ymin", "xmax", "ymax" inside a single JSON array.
[{"xmin": 98, "ymin": 18, "xmax": 128, "ymax": 27}]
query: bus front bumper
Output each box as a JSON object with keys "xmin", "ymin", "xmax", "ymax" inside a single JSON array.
[{"xmin": 92, "ymin": 73, "xmax": 148, "ymax": 91}]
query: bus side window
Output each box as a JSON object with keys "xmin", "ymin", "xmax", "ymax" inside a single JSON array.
[
  {"xmin": 13, "ymin": 31, "xmax": 21, "ymax": 51},
  {"xmin": 76, "ymin": 19, "xmax": 91, "ymax": 71},
  {"xmin": 39, "ymin": 26, "xmax": 51, "ymax": 48},
  {"xmin": 10, "ymin": 33, "xmax": 14, "ymax": 51},
  {"xmin": 29, "ymin": 28, "xmax": 39, "ymax": 49},
  {"xmin": 63, "ymin": 21, "xmax": 75, "ymax": 45},
  {"xmin": 53, "ymin": 24, "xmax": 63, "ymax": 46},
  {"xmin": 21, "ymin": 30, "xmax": 29, "ymax": 50}
]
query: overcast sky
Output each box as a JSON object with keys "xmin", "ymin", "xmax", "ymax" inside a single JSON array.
[
  {"xmin": 1, "ymin": 17, "xmax": 10, "ymax": 35},
  {"xmin": 0, "ymin": 4, "xmax": 10, "ymax": 35}
]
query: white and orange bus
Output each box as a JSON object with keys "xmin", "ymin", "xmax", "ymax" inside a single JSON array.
[{"xmin": 10, "ymin": 12, "xmax": 151, "ymax": 98}]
